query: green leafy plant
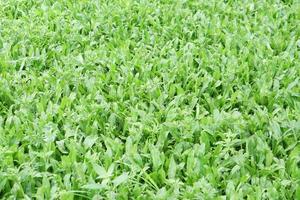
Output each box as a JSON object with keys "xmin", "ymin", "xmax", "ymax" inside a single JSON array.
[{"xmin": 0, "ymin": 0, "xmax": 299, "ymax": 199}]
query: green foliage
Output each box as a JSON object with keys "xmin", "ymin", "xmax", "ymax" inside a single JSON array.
[{"xmin": 0, "ymin": 0, "xmax": 299, "ymax": 199}]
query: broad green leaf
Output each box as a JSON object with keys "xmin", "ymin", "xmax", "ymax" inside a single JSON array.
[
  {"xmin": 168, "ymin": 156, "xmax": 176, "ymax": 180},
  {"xmin": 113, "ymin": 173, "xmax": 129, "ymax": 187}
]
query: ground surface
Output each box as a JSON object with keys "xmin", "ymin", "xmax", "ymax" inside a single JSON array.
[{"xmin": 0, "ymin": 0, "xmax": 300, "ymax": 199}]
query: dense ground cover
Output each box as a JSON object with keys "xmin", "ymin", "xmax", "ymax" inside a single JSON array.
[{"xmin": 0, "ymin": 0, "xmax": 299, "ymax": 199}]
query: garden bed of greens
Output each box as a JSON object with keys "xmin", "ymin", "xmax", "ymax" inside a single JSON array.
[{"xmin": 0, "ymin": 0, "xmax": 299, "ymax": 199}]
